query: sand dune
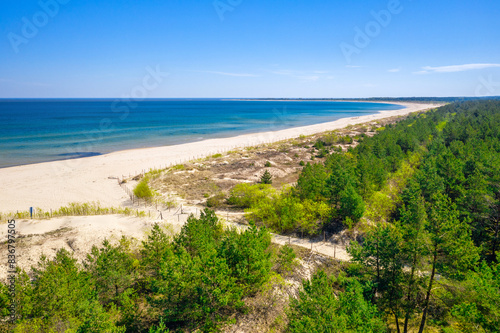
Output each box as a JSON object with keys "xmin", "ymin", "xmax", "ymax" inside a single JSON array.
[{"xmin": 0, "ymin": 102, "xmax": 443, "ymax": 212}]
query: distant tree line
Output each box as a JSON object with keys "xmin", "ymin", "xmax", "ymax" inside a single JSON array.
[{"xmin": 240, "ymin": 96, "xmax": 500, "ymax": 103}]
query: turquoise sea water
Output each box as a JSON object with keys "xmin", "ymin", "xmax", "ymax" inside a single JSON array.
[{"xmin": 0, "ymin": 99, "xmax": 403, "ymax": 168}]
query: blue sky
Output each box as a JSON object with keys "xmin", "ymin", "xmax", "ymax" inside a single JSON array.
[{"xmin": 1, "ymin": 0, "xmax": 499, "ymax": 98}]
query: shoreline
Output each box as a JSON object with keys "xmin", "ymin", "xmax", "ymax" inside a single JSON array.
[
  {"xmin": 0, "ymin": 102, "xmax": 443, "ymax": 212},
  {"xmin": 0, "ymin": 99, "xmax": 404, "ymax": 170},
  {"xmin": 0, "ymin": 101, "xmax": 408, "ymax": 170}
]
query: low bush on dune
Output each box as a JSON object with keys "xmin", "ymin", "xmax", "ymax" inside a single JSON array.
[
  {"xmin": 227, "ymin": 183, "xmax": 276, "ymax": 208},
  {"xmin": 134, "ymin": 178, "xmax": 154, "ymax": 201},
  {"xmin": 206, "ymin": 192, "xmax": 226, "ymax": 208}
]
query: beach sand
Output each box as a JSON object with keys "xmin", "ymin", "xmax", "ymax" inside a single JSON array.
[{"xmin": 0, "ymin": 102, "xmax": 443, "ymax": 212}]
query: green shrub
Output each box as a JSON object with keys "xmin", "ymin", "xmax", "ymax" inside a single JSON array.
[
  {"xmin": 171, "ymin": 164, "xmax": 185, "ymax": 171},
  {"xmin": 339, "ymin": 135, "xmax": 353, "ymax": 144},
  {"xmin": 322, "ymin": 132, "xmax": 339, "ymax": 145},
  {"xmin": 343, "ymin": 217, "xmax": 355, "ymax": 230},
  {"xmin": 247, "ymin": 191, "xmax": 330, "ymax": 235},
  {"xmin": 264, "ymin": 161, "xmax": 272, "ymax": 167},
  {"xmin": 278, "ymin": 144, "xmax": 289, "ymax": 153},
  {"xmin": 313, "ymin": 140, "xmax": 325, "ymax": 150},
  {"xmin": 206, "ymin": 192, "xmax": 226, "ymax": 208},
  {"xmin": 227, "ymin": 183, "xmax": 275, "ymax": 208},
  {"xmin": 277, "ymin": 245, "xmax": 298, "ymax": 275},
  {"xmin": 148, "ymin": 318, "xmax": 169, "ymax": 333},
  {"xmin": 134, "ymin": 179, "xmax": 153, "ymax": 200},
  {"xmin": 316, "ymin": 148, "xmax": 329, "ymax": 158}
]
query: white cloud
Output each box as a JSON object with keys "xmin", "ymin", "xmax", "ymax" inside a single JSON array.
[
  {"xmin": 388, "ymin": 68, "xmax": 401, "ymax": 72},
  {"xmin": 346, "ymin": 65, "xmax": 362, "ymax": 68},
  {"xmin": 270, "ymin": 70, "xmax": 323, "ymax": 81},
  {"xmin": 271, "ymin": 70, "xmax": 294, "ymax": 76},
  {"xmin": 414, "ymin": 63, "xmax": 500, "ymax": 74},
  {"xmin": 297, "ymin": 75, "xmax": 320, "ymax": 81}
]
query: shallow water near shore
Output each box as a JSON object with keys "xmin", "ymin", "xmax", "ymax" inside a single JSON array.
[{"xmin": 0, "ymin": 99, "xmax": 403, "ymax": 168}]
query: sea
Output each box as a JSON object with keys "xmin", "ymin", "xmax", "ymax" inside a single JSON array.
[{"xmin": 0, "ymin": 99, "xmax": 403, "ymax": 168}]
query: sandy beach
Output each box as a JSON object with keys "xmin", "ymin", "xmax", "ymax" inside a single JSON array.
[{"xmin": 0, "ymin": 102, "xmax": 443, "ymax": 213}]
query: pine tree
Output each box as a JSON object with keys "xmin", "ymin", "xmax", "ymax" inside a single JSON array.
[
  {"xmin": 417, "ymin": 193, "xmax": 479, "ymax": 333},
  {"xmin": 397, "ymin": 180, "xmax": 429, "ymax": 333},
  {"xmin": 84, "ymin": 237, "xmax": 137, "ymax": 305},
  {"xmin": 287, "ymin": 271, "xmax": 386, "ymax": 332},
  {"xmin": 141, "ymin": 223, "xmax": 172, "ymax": 278},
  {"xmin": 296, "ymin": 162, "xmax": 328, "ymax": 201},
  {"xmin": 260, "ymin": 170, "xmax": 272, "ymax": 184},
  {"xmin": 349, "ymin": 223, "xmax": 405, "ymax": 331}
]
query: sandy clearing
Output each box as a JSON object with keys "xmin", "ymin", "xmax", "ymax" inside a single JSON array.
[{"xmin": 0, "ymin": 215, "xmax": 156, "ymax": 281}]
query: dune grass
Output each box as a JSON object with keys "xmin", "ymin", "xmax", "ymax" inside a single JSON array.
[{"xmin": 0, "ymin": 202, "xmax": 146, "ymax": 221}]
